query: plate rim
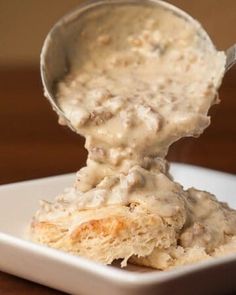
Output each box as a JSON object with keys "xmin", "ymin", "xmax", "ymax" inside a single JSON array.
[{"xmin": 1, "ymin": 231, "xmax": 236, "ymax": 286}]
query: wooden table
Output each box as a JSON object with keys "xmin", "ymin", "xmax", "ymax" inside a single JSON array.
[{"xmin": 0, "ymin": 67, "xmax": 235, "ymax": 294}]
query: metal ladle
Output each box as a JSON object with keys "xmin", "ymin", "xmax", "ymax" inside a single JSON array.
[{"xmin": 40, "ymin": 0, "xmax": 236, "ymax": 132}]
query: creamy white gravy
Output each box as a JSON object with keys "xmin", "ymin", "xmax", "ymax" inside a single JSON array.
[
  {"xmin": 57, "ymin": 5, "xmax": 225, "ymax": 191},
  {"xmin": 34, "ymin": 5, "xmax": 236, "ymax": 258}
]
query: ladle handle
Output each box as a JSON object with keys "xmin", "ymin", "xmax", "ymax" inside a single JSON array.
[{"xmin": 225, "ymin": 44, "xmax": 236, "ymax": 72}]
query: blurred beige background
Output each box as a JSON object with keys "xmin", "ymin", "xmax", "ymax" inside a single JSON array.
[{"xmin": 0, "ymin": 0, "xmax": 235, "ymax": 67}]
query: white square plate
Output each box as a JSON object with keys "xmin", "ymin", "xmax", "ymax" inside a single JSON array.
[{"xmin": 0, "ymin": 163, "xmax": 236, "ymax": 295}]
